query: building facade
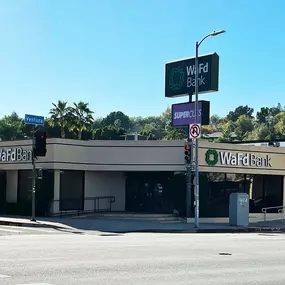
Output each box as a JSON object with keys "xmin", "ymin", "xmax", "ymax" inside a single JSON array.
[{"xmin": 0, "ymin": 138, "xmax": 284, "ymax": 217}]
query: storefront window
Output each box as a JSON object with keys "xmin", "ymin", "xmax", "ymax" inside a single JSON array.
[
  {"xmin": 207, "ymin": 173, "xmax": 226, "ymax": 199},
  {"xmin": 200, "ymin": 172, "xmax": 284, "ymax": 217},
  {"xmin": 226, "ymin": 173, "xmax": 246, "ymax": 193}
]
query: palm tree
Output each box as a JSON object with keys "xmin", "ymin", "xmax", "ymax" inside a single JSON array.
[
  {"xmin": 69, "ymin": 101, "xmax": 94, "ymax": 140},
  {"xmin": 49, "ymin": 100, "xmax": 70, "ymax": 138}
]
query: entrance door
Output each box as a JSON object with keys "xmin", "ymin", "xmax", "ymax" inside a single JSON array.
[
  {"xmin": 136, "ymin": 180, "xmax": 165, "ymax": 212},
  {"xmin": 125, "ymin": 172, "xmax": 184, "ymax": 214}
]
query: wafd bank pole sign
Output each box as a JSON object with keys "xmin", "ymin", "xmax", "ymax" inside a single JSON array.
[{"xmin": 165, "ymin": 53, "xmax": 219, "ymax": 97}]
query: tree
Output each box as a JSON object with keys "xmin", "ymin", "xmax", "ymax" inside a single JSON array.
[
  {"xmin": 140, "ymin": 130, "xmax": 158, "ymax": 140},
  {"xmin": 69, "ymin": 101, "xmax": 94, "ymax": 140},
  {"xmin": 256, "ymin": 124, "xmax": 274, "ymax": 140},
  {"xmin": 234, "ymin": 115, "xmax": 254, "ymax": 140},
  {"xmin": 227, "ymin": 105, "xmax": 254, "ymax": 122},
  {"xmin": 201, "ymin": 125, "xmax": 217, "ymax": 136},
  {"xmin": 163, "ymin": 128, "xmax": 186, "ymax": 140},
  {"xmin": 274, "ymin": 112, "xmax": 285, "ymax": 137},
  {"xmin": 48, "ymin": 100, "xmax": 70, "ymax": 138},
  {"xmin": 140, "ymin": 116, "xmax": 165, "ymax": 139},
  {"xmin": 93, "ymin": 126, "xmax": 125, "ymax": 140},
  {"xmin": 0, "ymin": 112, "xmax": 25, "ymax": 140},
  {"xmin": 269, "ymin": 105, "xmax": 283, "ymax": 117},
  {"xmin": 129, "ymin": 116, "xmax": 144, "ymax": 133},
  {"xmin": 101, "ymin": 111, "xmax": 130, "ymax": 131},
  {"xmin": 92, "ymin": 118, "xmax": 103, "ymax": 129},
  {"xmin": 210, "ymin": 114, "xmax": 221, "ymax": 127},
  {"xmin": 215, "ymin": 120, "xmax": 236, "ymax": 142},
  {"xmin": 256, "ymin": 107, "xmax": 269, "ymax": 124},
  {"xmin": 140, "ymin": 123, "xmax": 160, "ymax": 139},
  {"xmin": 114, "ymin": 119, "xmax": 122, "ymax": 131},
  {"xmin": 1, "ymin": 101, "xmax": 285, "ymax": 143}
]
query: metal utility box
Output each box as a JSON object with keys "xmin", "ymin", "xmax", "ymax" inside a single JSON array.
[{"xmin": 229, "ymin": 193, "xmax": 249, "ymax": 227}]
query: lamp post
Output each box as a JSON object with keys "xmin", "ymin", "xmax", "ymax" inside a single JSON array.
[{"xmin": 194, "ymin": 30, "xmax": 225, "ymax": 228}]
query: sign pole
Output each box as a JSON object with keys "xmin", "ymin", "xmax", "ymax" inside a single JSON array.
[
  {"xmin": 186, "ymin": 94, "xmax": 192, "ymax": 220},
  {"xmin": 31, "ymin": 125, "xmax": 36, "ymax": 222},
  {"xmin": 165, "ymin": 31, "xmax": 225, "ymax": 227},
  {"xmin": 194, "ymin": 41, "xmax": 200, "ymax": 228}
]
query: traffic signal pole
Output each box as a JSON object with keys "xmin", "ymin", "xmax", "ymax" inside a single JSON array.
[{"xmin": 31, "ymin": 126, "xmax": 36, "ymax": 222}]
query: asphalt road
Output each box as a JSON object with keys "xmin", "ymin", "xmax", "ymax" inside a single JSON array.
[{"xmin": 0, "ymin": 229, "xmax": 285, "ymax": 285}]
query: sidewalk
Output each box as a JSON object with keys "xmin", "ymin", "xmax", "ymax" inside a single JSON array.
[{"xmin": 0, "ymin": 215, "xmax": 285, "ymax": 234}]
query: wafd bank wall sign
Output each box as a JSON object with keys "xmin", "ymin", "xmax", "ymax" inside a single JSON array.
[
  {"xmin": 165, "ymin": 53, "xmax": 219, "ymax": 98},
  {"xmin": 0, "ymin": 148, "xmax": 32, "ymax": 162},
  {"xmin": 205, "ymin": 149, "xmax": 272, "ymax": 168}
]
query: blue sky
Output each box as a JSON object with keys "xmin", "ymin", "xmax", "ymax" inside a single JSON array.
[{"xmin": 0, "ymin": 0, "xmax": 285, "ymax": 119}]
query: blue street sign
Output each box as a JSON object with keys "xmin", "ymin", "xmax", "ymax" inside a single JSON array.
[{"xmin": 24, "ymin": 114, "xmax": 45, "ymax": 126}]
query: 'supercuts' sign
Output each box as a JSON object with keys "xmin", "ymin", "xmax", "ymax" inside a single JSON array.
[
  {"xmin": 165, "ymin": 53, "xmax": 219, "ymax": 98},
  {"xmin": 171, "ymin": 101, "xmax": 210, "ymax": 126}
]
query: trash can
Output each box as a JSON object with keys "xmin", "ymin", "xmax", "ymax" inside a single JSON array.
[{"xmin": 229, "ymin": 193, "xmax": 249, "ymax": 227}]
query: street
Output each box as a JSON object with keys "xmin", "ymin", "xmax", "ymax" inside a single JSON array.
[{"xmin": 0, "ymin": 228, "xmax": 285, "ymax": 284}]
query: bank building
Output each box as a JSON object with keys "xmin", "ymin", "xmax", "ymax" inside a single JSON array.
[{"xmin": 0, "ymin": 137, "xmax": 284, "ymax": 218}]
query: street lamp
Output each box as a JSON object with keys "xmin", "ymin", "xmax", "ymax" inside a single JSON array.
[{"xmin": 194, "ymin": 30, "xmax": 225, "ymax": 228}]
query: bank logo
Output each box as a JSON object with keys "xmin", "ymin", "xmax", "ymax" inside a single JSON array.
[
  {"xmin": 168, "ymin": 67, "xmax": 185, "ymax": 91},
  {"xmin": 205, "ymin": 149, "xmax": 218, "ymax": 166}
]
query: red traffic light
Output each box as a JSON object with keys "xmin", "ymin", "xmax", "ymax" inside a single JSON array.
[
  {"xmin": 41, "ymin": 135, "xmax": 45, "ymax": 139},
  {"xmin": 185, "ymin": 145, "xmax": 190, "ymax": 151}
]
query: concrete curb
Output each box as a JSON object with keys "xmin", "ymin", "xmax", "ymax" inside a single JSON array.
[
  {"xmin": 1, "ymin": 219, "xmax": 285, "ymax": 234},
  {"xmin": 111, "ymin": 227, "xmax": 285, "ymax": 234},
  {"xmin": 0, "ymin": 220, "xmax": 67, "ymax": 230},
  {"xmin": 196, "ymin": 227, "xmax": 285, "ymax": 233}
]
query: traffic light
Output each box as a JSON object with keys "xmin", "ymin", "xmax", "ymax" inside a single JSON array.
[
  {"xmin": 184, "ymin": 144, "xmax": 191, "ymax": 164},
  {"xmin": 34, "ymin": 129, "xmax": 47, "ymax": 157}
]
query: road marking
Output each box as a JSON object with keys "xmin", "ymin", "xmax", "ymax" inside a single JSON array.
[
  {"xmin": 0, "ymin": 227, "xmax": 22, "ymax": 233},
  {"xmin": 0, "ymin": 274, "xmax": 10, "ymax": 278}
]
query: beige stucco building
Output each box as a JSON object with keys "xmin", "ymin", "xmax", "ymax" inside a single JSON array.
[{"xmin": 0, "ymin": 138, "xmax": 284, "ymax": 217}]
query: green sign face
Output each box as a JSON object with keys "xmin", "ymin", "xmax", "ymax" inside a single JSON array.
[{"xmin": 165, "ymin": 53, "xmax": 219, "ymax": 98}]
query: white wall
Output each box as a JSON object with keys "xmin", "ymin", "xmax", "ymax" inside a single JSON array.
[
  {"xmin": 84, "ymin": 171, "xmax": 126, "ymax": 212},
  {"xmin": 6, "ymin": 170, "xmax": 18, "ymax": 203},
  {"xmin": 50, "ymin": 170, "xmax": 61, "ymax": 214}
]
